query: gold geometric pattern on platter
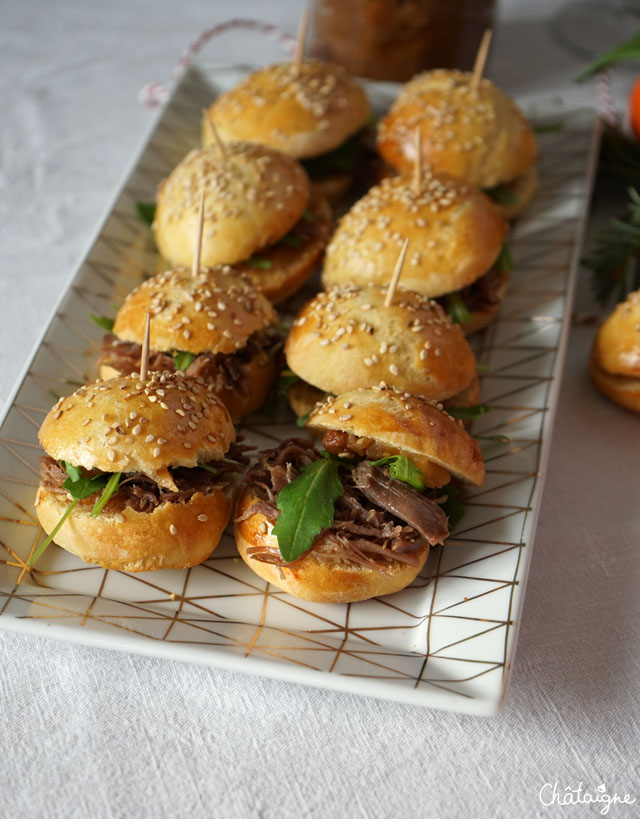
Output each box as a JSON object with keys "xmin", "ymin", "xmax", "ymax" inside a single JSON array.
[{"xmin": 0, "ymin": 66, "xmax": 599, "ymax": 715}]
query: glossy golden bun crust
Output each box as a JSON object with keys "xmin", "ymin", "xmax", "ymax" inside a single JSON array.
[
  {"xmin": 492, "ymin": 166, "xmax": 539, "ymax": 220},
  {"xmin": 285, "ymin": 283, "xmax": 477, "ymax": 401},
  {"xmin": 205, "ymin": 60, "xmax": 370, "ymax": 159},
  {"xmin": 113, "ymin": 267, "xmax": 277, "ymax": 355},
  {"xmin": 592, "ymin": 290, "xmax": 640, "ymax": 378},
  {"xmin": 590, "ymin": 290, "xmax": 640, "ymax": 413},
  {"xmin": 35, "ymin": 485, "xmax": 231, "ymax": 572},
  {"xmin": 38, "ymin": 372, "xmax": 235, "ymax": 488},
  {"xmin": 154, "ymin": 144, "xmax": 309, "ymax": 267},
  {"xmin": 307, "ymin": 387, "xmax": 485, "ymax": 487},
  {"xmin": 234, "ymin": 487, "xmax": 429, "ymax": 603},
  {"xmin": 378, "ymin": 70, "xmax": 537, "ymax": 188},
  {"xmin": 231, "ymin": 190, "xmax": 332, "ymax": 304},
  {"xmin": 322, "ymin": 174, "xmax": 507, "ymax": 297}
]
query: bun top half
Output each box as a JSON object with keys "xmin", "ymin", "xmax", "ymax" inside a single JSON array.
[
  {"xmin": 113, "ymin": 267, "xmax": 277, "ymax": 355},
  {"xmin": 322, "ymin": 173, "xmax": 506, "ymax": 296},
  {"xmin": 39, "ymin": 372, "xmax": 235, "ymax": 488},
  {"xmin": 593, "ymin": 289, "xmax": 640, "ymax": 377},
  {"xmin": 154, "ymin": 144, "xmax": 309, "ymax": 267},
  {"xmin": 377, "ymin": 70, "xmax": 537, "ymax": 189},
  {"xmin": 307, "ymin": 386, "xmax": 484, "ymax": 487},
  {"xmin": 205, "ymin": 60, "xmax": 371, "ymax": 159},
  {"xmin": 285, "ymin": 283, "xmax": 476, "ymax": 400}
]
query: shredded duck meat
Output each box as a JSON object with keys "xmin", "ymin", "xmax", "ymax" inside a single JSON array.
[
  {"xmin": 100, "ymin": 327, "xmax": 284, "ymax": 396},
  {"xmin": 457, "ymin": 268, "xmax": 506, "ymax": 313},
  {"xmin": 238, "ymin": 438, "xmax": 449, "ymax": 575},
  {"xmin": 39, "ymin": 441, "xmax": 250, "ymax": 514}
]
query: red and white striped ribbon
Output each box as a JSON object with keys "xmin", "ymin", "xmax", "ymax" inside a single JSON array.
[
  {"xmin": 139, "ymin": 19, "xmax": 296, "ymax": 108},
  {"xmin": 596, "ymin": 67, "xmax": 618, "ymax": 128}
]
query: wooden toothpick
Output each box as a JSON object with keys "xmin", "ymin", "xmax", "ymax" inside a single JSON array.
[
  {"xmin": 203, "ymin": 108, "xmax": 227, "ymax": 160},
  {"xmin": 471, "ymin": 29, "xmax": 492, "ymax": 90},
  {"xmin": 413, "ymin": 125, "xmax": 422, "ymax": 196},
  {"xmin": 292, "ymin": 7, "xmax": 310, "ymax": 75},
  {"xmin": 139, "ymin": 313, "xmax": 151, "ymax": 381},
  {"xmin": 192, "ymin": 189, "xmax": 206, "ymax": 278},
  {"xmin": 384, "ymin": 239, "xmax": 409, "ymax": 308}
]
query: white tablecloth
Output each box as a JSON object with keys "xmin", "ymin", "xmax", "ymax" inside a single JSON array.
[{"xmin": 2, "ymin": 2, "xmax": 639, "ymax": 817}]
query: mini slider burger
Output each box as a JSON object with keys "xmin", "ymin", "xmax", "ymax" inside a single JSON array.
[
  {"xmin": 154, "ymin": 138, "xmax": 332, "ymax": 304},
  {"xmin": 98, "ymin": 266, "xmax": 282, "ymax": 422},
  {"xmin": 203, "ymin": 16, "xmax": 371, "ymax": 205},
  {"xmin": 590, "ymin": 289, "xmax": 640, "ymax": 414},
  {"xmin": 284, "ymin": 280, "xmax": 480, "ymax": 418},
  {"xmin": 34, "ymin": 363, "xmax": 245, "ymax": 572},
  {"xmin": 377, "ymin": 69, "xmax": 538, "ymax": 220},
  {"xmin": 234, "ymin": 386, "xmax": 484, "ymax": 603},
  {"xmin": 322, "ymin": 164, "xmax": 509, "ymax": 335}
]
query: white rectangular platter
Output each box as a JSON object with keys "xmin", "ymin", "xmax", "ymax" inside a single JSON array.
[{"xmin": 0, "ymin": 65, "xmax": 599, "ymax": 715}]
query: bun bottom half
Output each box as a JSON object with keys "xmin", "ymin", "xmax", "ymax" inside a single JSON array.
[
  {"xmin": 35, "ymin": 485, "xmax": 232, "ymax": 572},
  {"xmin": 234, "ymin": 488, "xmax": 430, "ymax": 603},
  {"xmin": 310, "ymin": 172, "xmax": 354, "ymax": 205},
  {"xmin": 589, "ymin": 355, "xmax": 640, "ymax": 414}
]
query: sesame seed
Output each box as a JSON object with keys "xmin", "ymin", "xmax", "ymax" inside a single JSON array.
[
  {"xmin": 184, "ymin": 442, "xmax": 192, "ymax": 449},
  {"xmin": 338, "ymin": 414, "xmax": 352, "ymax": 421},
  {"xmin": 145, "ymin": 434, "xmax": 155, "ymax": 443},
  {"xmin": 54, "ymin": 410, "xmax": 62, "ymax": 420},
  {"xmin": 153, "ymin": 447, "xmax": 161, "ymax": 457},
  {"xmin": 132, "ymin": 424, "xmax": 142, "ymax": 436},
  {"xmin": 108, "ymin": 449, "xmax": 116, "ymax": 461},
  {"xmin": 169, "ymin": 524, "xmax": 177, "ymax": 535},
  {"xmin": 113, "ymin": 513, "xmax": 125, "ymax": 523},
  {"xmin": 157, "ymin": 437, "xmax": 167, "ymax": 445},
  {"xmin": 389, "ymin": 364, "xmax": 399, "ymax": 376},
  {"xmin": 197, "ymin": 514, "xmax": 208, "ymax": 522}
]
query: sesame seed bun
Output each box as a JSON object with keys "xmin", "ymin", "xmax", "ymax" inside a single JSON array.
[
  {"xmin": 321, "ymin": 174, "xmax": 507, "ymax": 297},
  {"xmin": 230, "ymin": 190, "xmax": 333, "ymax": 304},
  {"xmin": 377, "ymin": 70, "xmax": 538, "ymax": 189},
  {"xmin": 112, "ymin": 268, "xmax": 277, "ymax": 355},
  {"xmin": 590, "ymin": 290, "xmax": 640, "ymax": 413},
  {"xmin": 205, "ymin": 60, "xmax": 371, "ymax": 159},
  {"xmin": 491, "ymin": 166, "xmax": 539, "ymax": 221},
  {"xmin": 285, "ymin": 284, "xmax": 477, "ymax": 401},
  {"xmin": 35, "ymin": 485, "xmax": 232, "ymax": 572},
  {"xmin": 234, "ymin": 487, "xmax": 430, "ymax": 603},
  {"xmin": 306, "ymin": 387, "xmax": 485, "ymax": 488},
  {"xmin": 154, "ymin": 144, "xmax": 309, "ymax": 268},
  {"xmin": 38, "ymin": 372, "xmax": 235, "ymax": 489}
]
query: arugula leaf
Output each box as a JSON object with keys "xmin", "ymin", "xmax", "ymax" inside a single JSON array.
[
  {"xmin": 495, "ymin": 243, "xmax": 514, "ymax": 273},
  {"xmin": 476, "ymin": 362, "xmax": 490, "ymax": 373},
  {"xmin": 90, "ymin": 472, "xmax": 122, "ymax": 518},
  {"xmin": 368, "ymin": 456, "xmax": 426, "ymax": 492},
  {"xmin": 301, "ymin": 134, "xmax": 359, "ymax": 178},
  {"xmin": 279, "ymin": 369, "xmax": 301, "ymax": 393},
  {"xmin": 273, "ymin": 458, "xmax": 344, "ymax": 562},
  {"xmin": 445, "ymin": 291, "xmax": 472, "ymax": 325},
  {"xmin": 136, "ymin": 201, "xmax": 156, "ymax": 227},
  {"xmin": 302, "ymin": 208, "xmax": 315, "ymax": 222},
  {"xmin": 576, "ymin": 31, "xmax": 640, "ymax": 81},
  {"xmin": 197, "ymin": 462, "xmax": 218, "ymax": 475},
  {"xmin": 486, "ymin": 184, "xmax": 518, "ymax": 205},
  {"xmin": 278, "ymin": 231, "xmax": 303, "ymax": 248},
  {"xmin": 440, "ymin": 484, "xmax": 465, "ymax": 532},
  {"xmin": 446, "ymin": 403, "xmax": 490, "ymax": 421},
  {"xmin": 296, "ymin": 410, "xmax": 311, "ymax": 427},
  {"xmin": 248, "ymin": 256, "xmax": 273, "ymax": 270},
  {"xmin": 30, "ymin": 499, "xmax": 80, "ymax": 565},
  {"xmin": 89, "ymin": 314, "xmax": 115, "ymax": 332},
  {"xmin": 62, "ymin": 462, "xmax": 109, "ymax": 500},
  {"xmin": 173, "ymin": 350, "xmax": 196, "ymax": 371},
  {"xmin": 473, "ymin": 433, "xmax": 510, "ymax": 443}
]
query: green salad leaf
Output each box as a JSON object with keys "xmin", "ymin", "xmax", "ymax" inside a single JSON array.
[
  {"xmin": 273, "ymin": 457, "xmax": 345, "ymax": 562},
  {"xmin": 368, "ymin": 456, "xmax": 426, "ymax": 492},
  {"xmin": 278, "ymin": 231, "xmax": 303, "ymax": 248},
  {"xmin": 446, "ymin": 403, "xmax": 490, "ymax": 421},
  {"xmin": 533, "ymin": 121, "xmax": 564, "ymax": 134},
  {"xmin": 445, "ymin": 292, "xmax": 472, "ymax": 325},
  {"xmin": 486, "ymin": 184, "xmax": 518, "ymax": 205},
  {"xmin": 296, "ymin": 410, "xmax": 311, "ymax": 427},
  {"xmin": 495, "ymin": 243, "xmax": 514, "ymax": 273},
  {"xmin": 440, "ymin": 484, "xmax": 465, "ymax": 532},
  {"xmin": 197, "ymin": 462, "xmax": 218, "ymax": 475},
  {"xmin": 302, "ymin": 208, "xmax": 315, "ymax": 222},
  {"xmin": 476, "ymin": 362, "xmax": 490, "ymax": 373},
  {"xmin": 575, "ymin": 31, "xmax": 640, "ymax": 81},
  {"xmin": 248, "ymin": 256, "xmax": 273, "ymax": 270},
  {"xmin": 90, "ymin": 472, "xmax": 122, "ymax": 518},
  {"xmin": 173, "ymin": 350, "xmax": 196, "ymax": 371},
  {"xmin": 90, "ymin": 314, "xmax": 115, "ymax": 332},
  {"xmin": 301, "ymin": 134, "xmax": 359, "ymax": 178},
  {"xmin": 136, "ymin": 201, "xmax": 156, "ymax": 227}
]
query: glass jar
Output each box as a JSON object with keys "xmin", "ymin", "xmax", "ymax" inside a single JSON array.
[{"xmin": 311, "ymin": 0, "xmax": 495, "ymax": 82}]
